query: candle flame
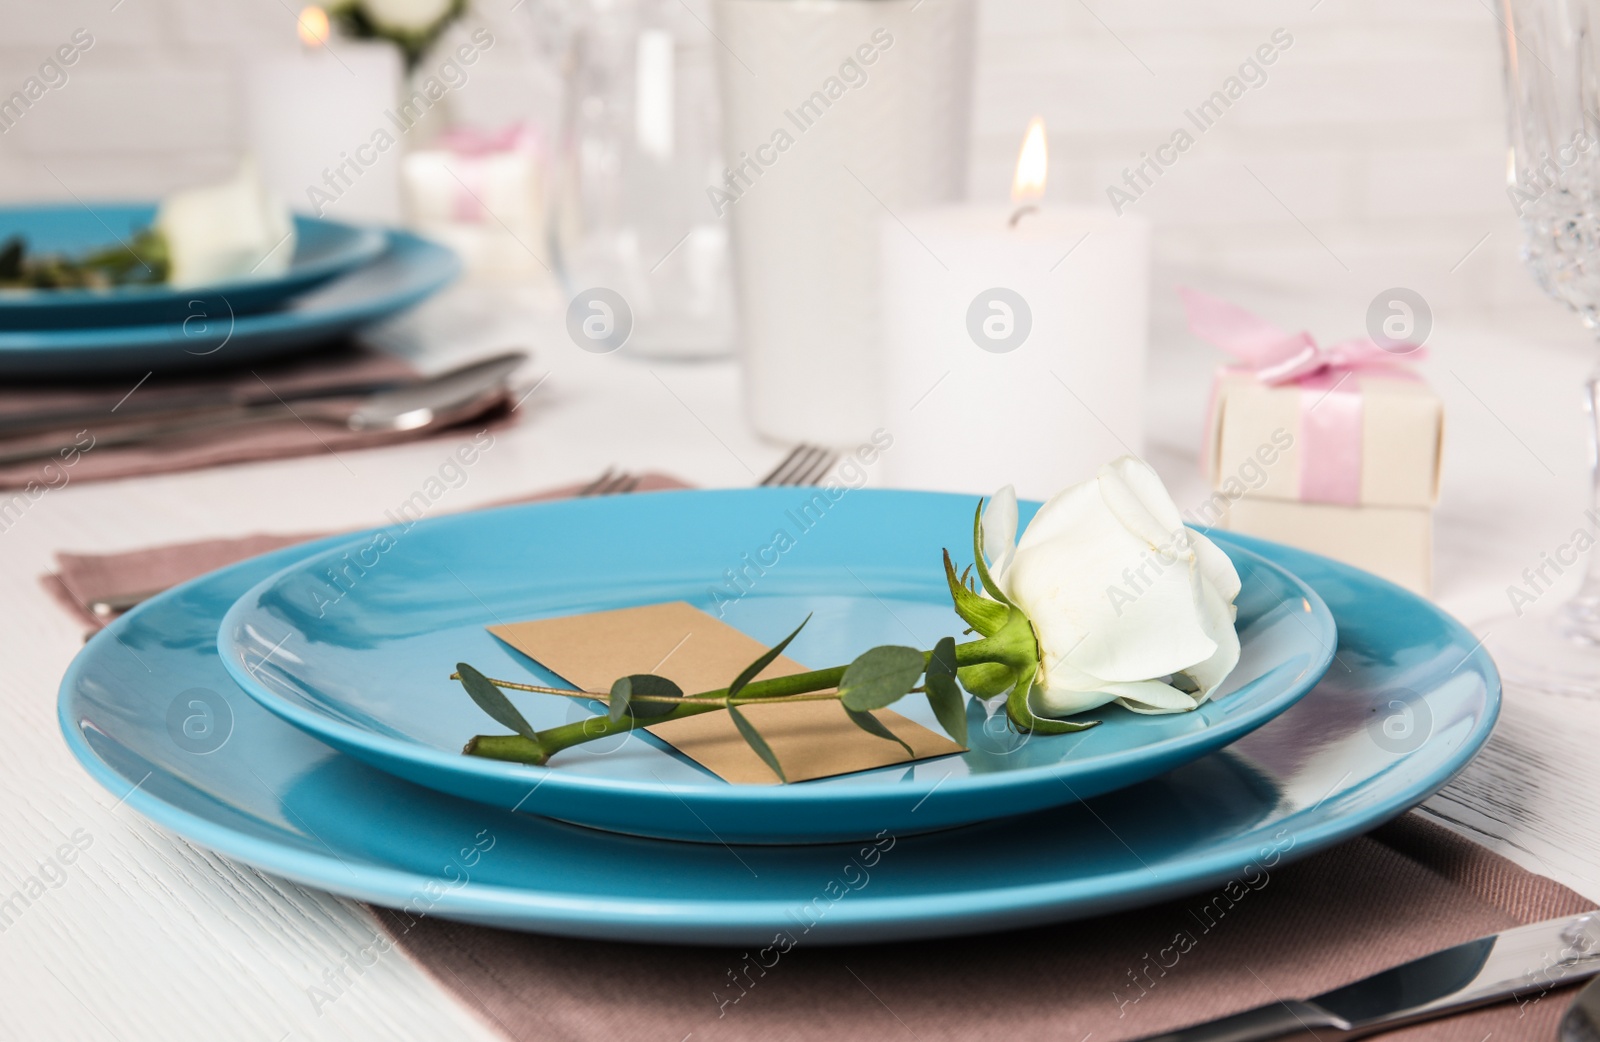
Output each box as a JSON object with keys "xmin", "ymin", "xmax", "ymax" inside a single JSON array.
[
  {"xmin": 297, "ymin": 5, "xmax": 330, "ymax": 48},
  {"xmin": 1011, "ymin": 117, "xmax": 1048, "ymax": 204}
]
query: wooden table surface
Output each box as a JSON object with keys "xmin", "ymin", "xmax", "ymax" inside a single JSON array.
[{"xmin": 3, "ymin": 283, "xmax": 1596, "ymax": 1040}]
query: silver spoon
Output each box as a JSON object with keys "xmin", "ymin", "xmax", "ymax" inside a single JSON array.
[
  {"xmin": 0, "ymin": 351, "xmax": 527, "ymax": 466},
  {"xmin": 1562, "ymin": 975, "xmax": 1600, "ymax": 1041}
]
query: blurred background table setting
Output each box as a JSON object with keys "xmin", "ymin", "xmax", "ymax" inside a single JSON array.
[{"xmin": 6, "ymin": 0, "xmax": 1600, "ymax": 1039}]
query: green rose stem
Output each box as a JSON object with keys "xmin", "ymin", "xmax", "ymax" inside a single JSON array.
[{"xmin": 462, "ymin": 638, "xmax": 1010, "ymax": 766}]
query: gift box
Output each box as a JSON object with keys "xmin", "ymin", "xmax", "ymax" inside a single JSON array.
[
  {"xmin": 402, "ymin": 123, "xmax": 546, "ymax": 277},
  {"xmin": 1184, "ymin": 289, "xmax": 1444, "ymax": 594}
]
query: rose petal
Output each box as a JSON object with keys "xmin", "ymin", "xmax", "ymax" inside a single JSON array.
[
  {"xmin": 1189, "ymin": 529, "xmax": 1243, "ymax": 606},
  {"xmin": 1009, "ymin": 482, "xmax": 1218, "ymax": 684},
  {"xmin": 1027, "ymin": 678, "xmax": 1119, "ymax": 717},
  {"xmin": 1107, "ymin": 679, "xmax": 1203, "ymax": 714},
  {"xmin": 982, "ymin": 485, "xmax": 1019, "ymax": 584},
  {"xmin": 1098, "ymin": 456, "xmax": 1187, "ymax": 551}
]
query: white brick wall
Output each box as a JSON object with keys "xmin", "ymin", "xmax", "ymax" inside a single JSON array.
[{"xmin": 0, "ymin": 0, "xmax": 1558, "ymax": 329}]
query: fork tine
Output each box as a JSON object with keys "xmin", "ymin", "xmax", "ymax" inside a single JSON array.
[
  {"xmin": 610, "ymin": 473, "xmax": 643, "ymax": 494},
  {"xmin": 797, "ymin": 448, "xmax": 840, "ymax": 486},
  {"xmin": 758, "ymin": 444, "xmax": 807, "ymax": 487},
  {"xmin": 775, "ymin": 446, "xmax": 817, "ymax": 486},
  {"xmin": 579, "ymin": 468, "xmax": 617, "ymax": 496},
  {"xmin": 596, "ymin": 470, "xmax": 634, "ymax": 495}
]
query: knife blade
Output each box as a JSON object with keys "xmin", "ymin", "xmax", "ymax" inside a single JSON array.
[{"xmin": 1134, "ymin": 911, "xmax": 1600, "ymax": 1041}]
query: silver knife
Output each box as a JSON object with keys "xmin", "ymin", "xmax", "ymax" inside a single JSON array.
[{"xmin": 1135, "ymin": 911, "xmax": 1600, "ymax": 1041}]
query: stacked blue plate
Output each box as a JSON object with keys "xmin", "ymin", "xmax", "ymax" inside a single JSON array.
[
  {"xmin": 0, "ymin": 203, "xmax": 459, "ymax": 376},
  {"xmin": 59, "ymin": 488, "xmax": 1501, "ymax": 945}
]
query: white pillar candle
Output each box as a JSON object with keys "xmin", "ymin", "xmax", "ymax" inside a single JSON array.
[
  {"xmin": 879, "ymin": 121, "xmax": 1150, "ymax": 500},
  {"xmin": 713, "ymin": 0, "xmax": 975, "ymax": 445},
  {"xmin": 245, "ymin": 10, "xmax": 403, "ymax": 224}
]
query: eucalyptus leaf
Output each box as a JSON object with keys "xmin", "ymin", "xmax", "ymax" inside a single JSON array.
[
  {"xmin": 456, "ymin": 663, "xmax": 541, "ymax": 743},
  {"xmin": 727, "ymin": 614, "xmax": 811, "ymax": 700},
  {"xmin": 970, "ymin": 501, "xmax": 1014, "ymax": 607},
  {"xmin": 925, "ymin": 636, "xmax": 968, "ymax": 746},
  {"xmin": 728, "ymin": 703, "xmax": 786, "ymax": 782},
  {"xmin": 609, "ymin": 674, "xmax": 684, "ymax": 722},
  {"xmin": 839, "ymin": 645, "xmax": 926, "ymax": 711},
  {"xmin": 843, "ymin": 707, "xmax": 914, "ymax": 757},
  {"xmin": 943, "ymin": 549, "xmax": 1009, "ymax": 637}
]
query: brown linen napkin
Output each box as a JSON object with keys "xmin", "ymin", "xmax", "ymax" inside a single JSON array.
[
  {"xmin": 374, "ymin": 814, "xmax": 1593, "ymax": 1041},
  {"xmin": 0, "ymin": 345, "xmax": 512, "ymax": 490},
  {"xmin": 42, "ymin": 472, "xmax": 693, "ymax": 630}
]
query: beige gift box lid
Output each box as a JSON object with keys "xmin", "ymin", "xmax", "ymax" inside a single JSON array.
[{"xmin": 1204, "ymin": 370, "xmax": 1444, "ymax": 509}]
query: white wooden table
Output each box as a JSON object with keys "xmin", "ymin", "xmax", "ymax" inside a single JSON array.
[{"xmin": 3, "ymin": 282, "xmax": 1597, "ymax": 1041}]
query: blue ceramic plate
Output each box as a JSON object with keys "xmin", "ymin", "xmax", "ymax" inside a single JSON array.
[
  {"xmin": 0, "ymin": 204, "xmax": 386, "ymax": 329},
  {"xmin": 58, "ymin": 522, "xmax": 1499, "ymax": 945},
  {"xmin": 0, "ymin": 229, "xmax": 457, "ymax": 377},
  {"xmin": 217, "ymin": 490, "xmax": 1337, "ymax": 844}
]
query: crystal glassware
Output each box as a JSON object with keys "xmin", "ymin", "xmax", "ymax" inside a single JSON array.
[
  {"xmin": 534, "ymin": 0, "xmax": 737, "ymax": 359},
  {"xmin": 1492, "ymin": 0, "xmax": 1600, "ymax": 696}
]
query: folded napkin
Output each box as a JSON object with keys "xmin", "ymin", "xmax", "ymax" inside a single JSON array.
[
  {"xmin": 375, "ymin": 814, "xmax": 1589, "ymax": 1041},
  {"xmin": 43, "ymin": 472, "xmax": 692, "ymax": 630},
  {"xmin": 0, "ymin": 346, "xmax": 513, "ymax": 491}
]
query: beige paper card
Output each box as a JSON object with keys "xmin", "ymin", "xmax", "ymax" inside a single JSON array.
[{"xmin": 488, "ymin": 602, "xmax": 964, "ymax": 785}]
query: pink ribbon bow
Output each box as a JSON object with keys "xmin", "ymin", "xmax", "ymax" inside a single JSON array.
[
  {"xmin": 438, "ymin": 123, "xmax": 538, "ymax": 158},
  {"xmin": 436, "ymin": 123, "xmax": 538, "ymax": 222},
  {"xmin": 1180, "ymin": 287, "xmax": 1426, "ymax": 506}
]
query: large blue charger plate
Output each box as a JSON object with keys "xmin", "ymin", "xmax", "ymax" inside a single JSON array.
[
  {"xmin": 0, "ymin": 204, "xmax": 385, "ymax": 329},
  {"xmin": 216, "ymin": 489, "xmax": 1337, "ymax": 844},
  {"xmin": 0, "ymin": 229, "xmax": 457, "ymax": 377},
  {"xmin": 58, "ymin": 497, "xmax": 1499, "ymax": 945}
]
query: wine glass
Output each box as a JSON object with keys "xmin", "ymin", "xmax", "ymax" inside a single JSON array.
[{"xmin": 1493, "ymin": 0, "xmax": 1600, "ymax": 696}]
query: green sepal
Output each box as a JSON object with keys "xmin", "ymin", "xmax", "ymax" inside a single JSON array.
[
  {"xmin": 957, "ymin": 661, "xmax": 1016, "ymax": 698},
  {"xmin": 1004, "ymin": 663, "xmax": 1098, "ymax": 735},
  {"xmin": 971, "ymin": 500, "xmax": 1014, "ymax": 607},
  {"xmin": 943, "ymin": 549, "xmax": 1010, "ymax": 637}
]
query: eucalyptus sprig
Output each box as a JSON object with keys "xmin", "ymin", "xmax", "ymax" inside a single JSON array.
[
  {"xmin": 0, "ymin": 229, "xmax": 169, "ymax": 290},
  {"xmin": 454, "ymin": 502, "xmax": 1098, "ymax": 781}
]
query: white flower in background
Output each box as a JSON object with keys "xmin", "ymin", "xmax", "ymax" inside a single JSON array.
[
  {"xmin": 358, "ymin": 0, "xmax": 455, "ymax": 32},
  {"xmin": 948, "ymin": 456, "xmax": 1241, "ymax": 727},
  {"xmin": 156, "ymin": 159, "xmax": 294, "ymax": 287}
]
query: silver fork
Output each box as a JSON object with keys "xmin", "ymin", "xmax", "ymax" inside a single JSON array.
[
  {"xmin": 87, "ymin": 466, "xmax": 644, "ymax": 621},
  {"xmin": 758, "ymin": 444, "xmax": 839, "ymax": 487},
  {"xmin": 578, "ymin": 467, "xmax": 642, "ymax": 496}
]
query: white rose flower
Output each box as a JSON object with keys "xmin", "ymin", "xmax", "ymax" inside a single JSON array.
[
  {"xmin": 990, "ymin": 457, "xmax": 1241, "ymax": 715},
  {"xmin": 156, "ymin": 159, "xmax": 295, "ymax": 288},
  {"xmin": 949, "ymin": 456, "xmax": 1240, "ymax": 725},
  {"xmin": 360, "ymin": 0, "xmax": 455, "ymax": 33}
]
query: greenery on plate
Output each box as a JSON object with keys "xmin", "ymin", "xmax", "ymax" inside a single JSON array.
[
  {"xmin": 0, "ymin": 229, "xmax": 170, "ymax": 290},
  {"xmin": 453, "ymin": 500, "xmax": 1097, "ymax": 782}
]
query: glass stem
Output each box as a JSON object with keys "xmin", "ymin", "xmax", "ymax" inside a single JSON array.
[{"xmin": 1564, "ymin": 362, "xmax": 1600, "ymax": 635}]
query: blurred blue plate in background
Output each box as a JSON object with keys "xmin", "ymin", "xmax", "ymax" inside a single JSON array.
[
  {"xmin": 0, "ymin": 204, "xmax": 386, "ymax": 329},
  {"xmin": 0, "ymin": 229, "xmax": 458, "ymax": 377}
]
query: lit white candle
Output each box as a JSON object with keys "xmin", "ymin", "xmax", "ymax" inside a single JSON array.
[
  {"xmin": 879, "ymin": 119, "xmax": 1151, "ymax": 499},
  {"xmin": 244, "ymin": 6, "xmax": 403, "ymax": 223}
]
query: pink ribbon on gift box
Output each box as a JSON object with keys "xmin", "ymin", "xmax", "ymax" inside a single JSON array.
[
  {"xmin": 1180, "ymin": 287, "xmax": 1426, "ymax": 506},
  {"xmin": 436, "ymin": 123, "xmax": 538, "ymax": 223}
]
